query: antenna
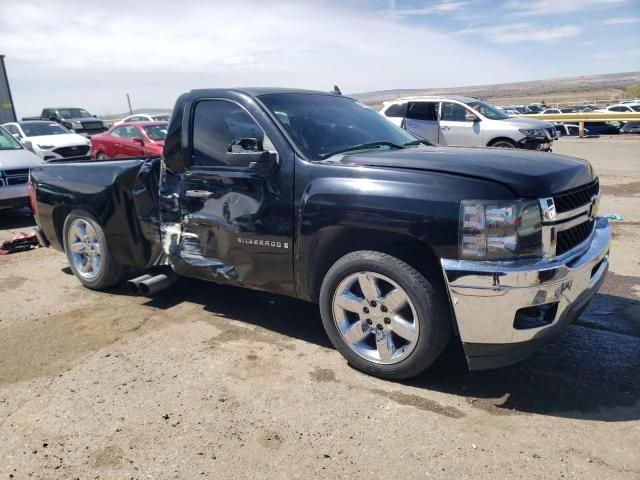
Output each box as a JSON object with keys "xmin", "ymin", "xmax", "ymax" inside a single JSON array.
[{"xmin": 332, "ymin": 85, "xmax": 342, "ymax": 95}]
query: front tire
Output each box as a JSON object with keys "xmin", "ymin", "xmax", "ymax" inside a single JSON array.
[
  {"xmin": 490, "ymin": 139, "xmax": 517, "ymax": 148},
  {"xmin": 63, "ymin": 210, "xmax": 125, "ymax": 289},
  {"xmin": 319, "ymin": 251, "xmax": 452, "ymax": 380}
]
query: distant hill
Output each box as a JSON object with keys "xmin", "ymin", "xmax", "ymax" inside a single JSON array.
[{"xmin": 352, "ymin": 71, "xmax": 640, "ymax": 109}]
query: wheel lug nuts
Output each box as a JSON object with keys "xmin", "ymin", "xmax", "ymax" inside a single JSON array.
[
  {"xmin": 381, "ymin": 305, "xmax": 388, "ymax": 312},
  {"xmin": 376, "ymin": 324, "xmax": 383, "ymax": 330},
  {"xmin": 384, "ymin": 317, "xmax": 391, "ymax": 324},
  {"xmin": 370, "ymin": 301, "xmax": 377, "ymax": 307},
  {"xmin": 363, "ymin": 307, "xmax": 369, "ymax": 313},
  {"xmin": 366, "ymin": 319, "xmax": 373, "ymax": 325}
]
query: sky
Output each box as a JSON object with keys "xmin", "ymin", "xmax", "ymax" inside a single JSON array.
[{"xmin": 1, "ymin": 0, "xmax": 639, "ymax": 116}]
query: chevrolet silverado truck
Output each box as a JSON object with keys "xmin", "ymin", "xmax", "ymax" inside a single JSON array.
[{"xmin": 29, "ymin": 88, "xmax": 610, "ymax": 380}]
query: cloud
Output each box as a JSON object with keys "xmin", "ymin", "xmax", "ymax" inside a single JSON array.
[
  {"xmin": 0, "ymin": 0, "xmax": 523, "ymax": 115},
  {"xmin": 507, "ymin": 0, "xmax": 629, "ymax": 17},
  {"xmin": 598, "ymin": 16, "xmax": 640, "ymax": 25},
  {"xmin": 472, "ymin": 23, "xmax": 581, "ymax": 43},
  {"xmin": 389, "ymin": 1, "xmax": 468, "ymax": 16}
]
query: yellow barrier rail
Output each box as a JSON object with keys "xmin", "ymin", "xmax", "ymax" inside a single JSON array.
[{"xmin": 520, "ymin": 112, "xmax": 640, "ymax": 137}]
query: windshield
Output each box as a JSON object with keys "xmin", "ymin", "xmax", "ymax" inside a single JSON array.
[
  {"xmin": 57, "ymin": 108, "xmax": 92, "ymax": 119},
  {"xmin": 259, "ymin": 94, "xmax": 418, "ymax": 160},
  {"xmin": 466, "ymin": 100, "xmax": 510, "ymax": 120},
  {"xmin": 21, "ymin": 122, "xmax": 68, "ymax": 137},
  {"xmin": 0, "ymin": 126, "xmax": 23, "ymax": 150},
  {"xmin": 143, "ymin": 124, "xmax": 168, "ymax": 141},
  {"xmin": 632, "ymin": 105, "xmax": 640, "ymax": 112}
]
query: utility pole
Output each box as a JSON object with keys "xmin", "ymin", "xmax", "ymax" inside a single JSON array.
[
  {"xmin": 0, "ymin": 55, "xmax": 17, "ymax": 123},
  {"xmin": 126, "ymin": 93, "xmax": 133, "ymax": 115}
]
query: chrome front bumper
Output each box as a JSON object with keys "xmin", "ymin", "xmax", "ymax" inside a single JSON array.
[{"xmin": 441, "ymin": 216, "xmax": 611, "ymax": 370}]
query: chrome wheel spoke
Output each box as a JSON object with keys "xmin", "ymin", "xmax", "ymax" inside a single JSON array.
[
  {"xmin": 72, "ymin": 222, "xmax": 87, "ymax": 242},
  {"xmin": 376, "ymin": 332, "xmax": 395, "ymax": 362},
  {"xmin": 79, "ymin": 257, "xmax": 91, "ymax": 273},
  {"xmin": 382, "ymin": 288, "xmax": 408, "ymax": 312},
  {"xmin": 91, "ymin": 242, "xmax": 102, "ymax": 257},
  {"xmin": 357, "ymin": 273, "xmax": 380, "ymax": 301},
  {"xmin": 343, "ymin": 320, "xmax": 371, "ymax": 344},
  {"xmin": 335, "ymin": 292, "xmax": 365, "ymax": 313},
  {"xmin": 389, "ymin": 316, "xmax": 418, "ymax": 343},
  {"xmin": 70, "ymin": 242, "xmax": 85, "ymax": 254},
  {"xmin": 90, "ymin": 255, "xmax": 100, "ymax": 273}
]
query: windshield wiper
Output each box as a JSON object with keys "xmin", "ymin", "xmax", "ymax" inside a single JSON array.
[
  {"xmin": 403, "ymin": 139, "xmax": 432, "ymax": 147},
  {"xmin": 318, "ymin": 141, "xmax": 405, "ymax": 159}
]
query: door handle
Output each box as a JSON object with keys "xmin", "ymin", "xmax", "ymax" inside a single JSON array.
[
  {"xmin": 185, "ymin": 190, "xmax": 213, "ymax": 199},
  {"xmin": 442, "ymin": 126, "xmax": 450, "ymax": 131}
]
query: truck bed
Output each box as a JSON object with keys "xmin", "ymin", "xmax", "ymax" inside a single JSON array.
[{"xmin": 30, "ymin": 157, "xmax": 163, "ymax": 270}]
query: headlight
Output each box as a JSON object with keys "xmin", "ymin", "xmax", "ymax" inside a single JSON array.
[
  {"xmin": 519, "ymin": 128, "xmax": 546, "ymax": 137},
  {"xmin": 71, "ymin": 121, "xmax": 83, "ymax": 129},
  {"xmin": 460, "ymin": 199, "xmax": 542, "ymax": 260},
  {"xmin": 36, "ymin": 144, "xmax": 55, "ymax": 150}
]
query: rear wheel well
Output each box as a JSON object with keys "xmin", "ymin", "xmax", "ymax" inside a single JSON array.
[
  {"xmin": 308, "ymin": 227, "xmax": 444, "ymax": 303},
  {"xmin": 52, "ymin": 206, "xmax": 99, "ymax": 248}
]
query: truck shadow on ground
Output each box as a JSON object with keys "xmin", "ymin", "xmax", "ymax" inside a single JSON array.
[{"xmin": 140, "ymin": 277, "xmax": 639, "ymax": 423}]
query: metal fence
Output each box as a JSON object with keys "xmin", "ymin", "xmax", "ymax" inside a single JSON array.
[{"xmin": 521, "ymin": 112, "xmax": 640, "ymax": 137}]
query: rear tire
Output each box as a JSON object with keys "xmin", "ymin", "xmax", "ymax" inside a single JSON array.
[
  {"xmin": 63, "ymin": 210, "xmax": 125, "ymax": 289},
  {"xmin": 319, "ymin": 251, "xmax": 452, "ymax": 380}
]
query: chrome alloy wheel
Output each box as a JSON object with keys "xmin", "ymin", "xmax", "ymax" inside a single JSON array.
[
  {"xmin": 67, "ymin": 218, "xmax": 102, "ymax": 280},
  {"xmin": 332, "ymin": 272, "xmax": 420, "ymax": 364}
]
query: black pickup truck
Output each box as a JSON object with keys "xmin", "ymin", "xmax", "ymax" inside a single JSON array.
[
  {"xmin": 30, "ymin": 88, "xmax": 611, "ymax": 380},
  {"xmin": 24, "ymin": 107, "xmax": 107, "ymax": 135}
]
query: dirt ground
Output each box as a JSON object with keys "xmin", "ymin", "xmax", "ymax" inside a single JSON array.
[{"xmin": 1, "ymin": 136, "xmax": 639, "ymax": 479}]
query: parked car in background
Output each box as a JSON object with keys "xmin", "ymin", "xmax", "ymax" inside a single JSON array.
[
  {"xmin": 2, "ymin": 120, "xmax": 91, "ymax": 161},
  {"xmin": 0, "ymin": 125, "xmax": 44, "ymax": 210},
  {"xmin": 115, "ymin": 113, "xmax": 172, "ymax": 125},
  {"xmin": 603, "ymin": 103, "xmax": 640, "ymax": 112},
  {"xmin": 380, "ymin": 95, "xmax": 557, "ymax": 150},
  {"xmin": 90, "ymin": 122, "xmax": 168, "ymax": 160},
  {"xmin": 541, "ymin": 108, "xmax": 575, "ymax": 114},
  {"xmin": 23, "ymin": 107, "xmax": 108, "ymax": 135},
  {"xmin": 555, "ymin": 124, "xmax": 596, "ymax": 137},
  {"xmin": 581, "ymin": 121, "xmax": 622, "ymax": 135},
  {"xmin": 502, "ymin": 108, "xmax": 521, "ymax": 117},
  {"xmin": 620, "ymin": 121, "xmax": 640, "ymax": 134}
]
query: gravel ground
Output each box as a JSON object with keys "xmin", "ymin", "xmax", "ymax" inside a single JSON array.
[{"xmin": 0, "ymin": 136, "xmax": 639, "ymax": 479}]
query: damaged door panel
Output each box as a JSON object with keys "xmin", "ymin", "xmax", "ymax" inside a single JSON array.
[{"xmin": 159, "ymin": 95, "xmax": 296, "ymax": 296}]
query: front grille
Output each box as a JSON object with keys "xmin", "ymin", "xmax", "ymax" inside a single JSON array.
[
  {"xmin": 5, "ymin": 168, "xmax": 29, "ymax": 176},
  {"xmin": 82, "ymin": 121, "xmax": 103, "ymax": 130},
  {"xmin": 2, "ymin": 169, "xmax": 29, "ymax": 186},
  {"xmin": 53, "ymin": 145, "xmax": 90, "ymax": 158},
  {"xmin": 556, "ymin": 219, "xmax": 594, "ymax": 255},
  {"xmin": 546, "ymin": 127, "xmax": 556, "ymax": 138},
  {"xmin": 553, "ymin": 179, "xmax": 599, "ymax": 213}
]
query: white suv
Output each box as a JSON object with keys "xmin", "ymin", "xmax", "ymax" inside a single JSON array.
[{"xmin": 380, "ymin": 95, "xmax": 558, "ymax": 151}]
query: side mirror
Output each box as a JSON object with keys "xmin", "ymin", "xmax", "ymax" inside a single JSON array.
[
  {"xmin": 132, "ymin": 137, "xmax": 145, "ymax": 146},
  {"xmin": 11, "ymin": 133, "xmax": 22, "ymax": 141},
  {"xmin": 93, "ymin": 115, "xmax": 98, "ymax": 118},
  {"xmin": 227, "ymin": 137, "xmax": 277, "ymax": 172},
  {"xmin": 465, "ymin": 113, "xmax": 480, "ymax": 122}
]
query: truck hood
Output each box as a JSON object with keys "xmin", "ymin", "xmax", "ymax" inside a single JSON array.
[
  {"xmin": 0, "ymin": 148, "xmax": 45, "ymax": 169},
  {"xmin": 332, "ymin": 146, "xmax": 593, "ymax": 197},
  {"xmin": 499, "ymin": 116, "xmax": 555, "ymax": 129}
]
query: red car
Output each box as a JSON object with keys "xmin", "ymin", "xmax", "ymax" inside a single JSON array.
[{"xmin": 90, "ymin": 121, "xmax": 168, "ymax": 160}]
